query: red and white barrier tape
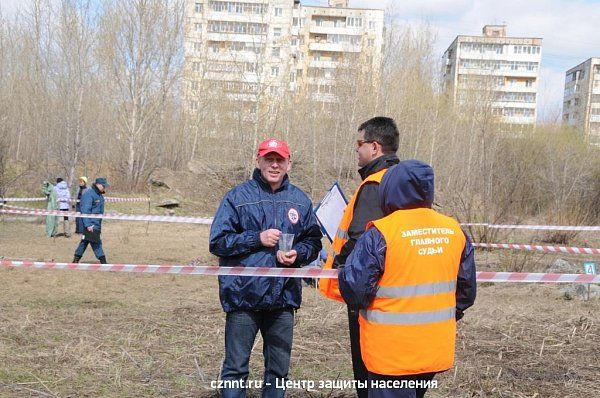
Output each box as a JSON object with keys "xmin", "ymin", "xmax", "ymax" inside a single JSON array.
[
  {"xmin": 0, "ymin": 205, "xmax": 600, "ymax": 233},
  {"xmin": 0, "ymin": 260, "xmax": 336, "ymax": 279},
  {"xmin": 473, "ymin": 243, "xmax": 600, "ymax": 255},
  {"xmin": 0, "ymin": 207, "xmax": 212, "ymax": 225},
  {"xmin": 0, "ymin": 197, "xmax": 47, "ymax": 202},
  {"xmin": 462, "ymin": 223, "xmax": 600, "ymax": 231},
  {"xmin": 476, "ymin": 271, "xmax": 600, "ymax": 283},
  {"xmin": 1, "ymin": 197, "xmax": 149, "ymax": 203},
  {"xmin": 1, "ymin": 260, "xmax": 599, "ymax": 283}
]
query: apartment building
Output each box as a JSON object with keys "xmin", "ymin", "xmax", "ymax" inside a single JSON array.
[
  {"xmin": 563, "ymin": 58, "xmax": 600, "ymax": 145},
  {"xmin": 184, "ymin": 0, "xmax": 384, "ymax": 108},
  {"xmin": 442, "ymin": 25, "xmax": 542, "ymax": 127},
  {"xmin": 294, "ymin": 1, "xmax": 384, "ymax": 102}
]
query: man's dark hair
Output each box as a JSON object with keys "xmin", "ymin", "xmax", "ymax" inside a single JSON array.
[
  {"xmin": 56, "ymin": 178, "xmax": 64, "ymax": 183},
  {"xmin": 358, "ymin": 116, "xmax": 399, "ymax": 154}
]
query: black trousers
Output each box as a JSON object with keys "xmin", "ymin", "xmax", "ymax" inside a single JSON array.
[{"xmin": 348, "ymin": 307, "xmax": 369, "ymax": 398}]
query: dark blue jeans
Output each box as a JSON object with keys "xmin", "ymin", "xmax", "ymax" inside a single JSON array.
[
  {"xmin": 74, "ymin": 236, "xmax": 104, "ymax": 259},
  {"xmin": 220, "ymin": 309, "xmax": 294, "ymax": 398}
]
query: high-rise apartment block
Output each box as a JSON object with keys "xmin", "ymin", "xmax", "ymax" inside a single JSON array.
[
  {"xmin": 184, "ymin": 0, "xmax": 384, "ymax": 108},
  {"xmin": 442, "ymin": 25, "xmax": 542, "ymax": 127},
  {"xmin": 563, "ymin": 58, "xmax": 600, "ymax": 145}
]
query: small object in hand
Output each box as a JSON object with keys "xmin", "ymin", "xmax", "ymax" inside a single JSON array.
[{"xmin": 278, "ymin": 233, "xmax": 294, "ymax": 252}]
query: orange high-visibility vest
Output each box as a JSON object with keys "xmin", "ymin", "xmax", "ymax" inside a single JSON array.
[
  {"xmin": 360, "ymin": 208, "xmax": 466, "ymax": 376},
  {"xmin": 319, "ymin": 169, "xmax": 388, "ymax": 302}
]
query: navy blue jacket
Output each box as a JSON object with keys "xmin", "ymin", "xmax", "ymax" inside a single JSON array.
[
  {"xmin": 339, "ymin": 160, "xmax": 477, "ymax": 320},
  {"xmin": 80, "ymin": 185, "xmax": 105, "ymax": 230},
  {"xmin": 209, "ymin": 169, "xmax": 323, "ymax": 313}
]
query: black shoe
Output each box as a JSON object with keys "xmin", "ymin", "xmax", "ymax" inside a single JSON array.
[
  {"xmin": 98, "ymin": 256, "xmax": 107, "ymax": 264},
  {"xmin": 72, "ymin": 255, "xmax": 81, "ymax": 263}
]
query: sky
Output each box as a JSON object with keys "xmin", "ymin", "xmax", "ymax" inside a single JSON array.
[
  {"xmin": 2, "ymin": 0, "xmax": 599, "ymax": 122},
  {"xmin": 305, "ymin": 0, "xmax": 600, "ymax": 122}
]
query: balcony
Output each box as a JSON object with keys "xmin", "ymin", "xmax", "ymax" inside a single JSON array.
[
  {"xmin": 310, "ymin": 92, "xmax": 337, "ymax": 103},
  {"xmin": 309, "ymin": 42, "xmax": 361, "ymax": 53},
  {"xmin": 309, "ymin": 24, "xmax": 362, "ymax": 36},
  {"xmin": 206, "ymin": 32, "xmax": 267, "ymax": 43},
  {"xmin": 205, "ymin": 11, "xmax": 267, "ymax": 24},
  {"xmin": 309, "ymin": 59, "xmax": 339, "ymax": 69},
  {"xmin": 590, "ymin": 115, "xmax": 600, "ymax": 122},
  {"xmin": 503, "ymin": 115, "xmax": 536, "ymax": 124},
  {"xmin": 458, "ymin": 68, "xmax": 538, "ymax": 78},
  {"xmin": 307, "ymin": 77, "xmax": 336, "ymax": 85},
  {"xmin": 206, "ymin": 51, "xmax": 260, "ymax": 63}
]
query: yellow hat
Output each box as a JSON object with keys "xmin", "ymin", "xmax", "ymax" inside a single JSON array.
[{"xmin": 79, "ymin": 176, "xmax": 88, "ymax": 184}]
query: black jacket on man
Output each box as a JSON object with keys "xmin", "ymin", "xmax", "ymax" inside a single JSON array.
[{"xmin": 333, "ymin": 153, "xmax": 400, "ymax": 269}]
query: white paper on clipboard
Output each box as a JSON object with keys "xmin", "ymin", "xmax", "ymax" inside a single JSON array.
[{"xmin": 315, "ymin": 182, "xmax": 348, "ymax": 242}]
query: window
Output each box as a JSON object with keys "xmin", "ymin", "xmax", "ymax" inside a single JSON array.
[
  {"xmin": 245, "ymin": 62, "xmax": 256, "ymax": 73},
  {"xmin": 192, "ymin": 62, "xmax": 200, "ymax": 72},
  {"xmin": 293, "ymin": 17, "xmax": 299, "ymax": 26},
  {"xmin": 271, "ymin": 66, "xmax": 279, "ymax": 77},
  {"xmin": 290, "ymin": 72, "xmax": 296, "ymax": 82},
  {"xmin": 368, "ymin": 39, "xmax": 375, "ymax": 47},
  {"xmin": 193, "ymin": 42, "xmax": 202, "ymax": 52},
  {"xmin": 525, "ymin": 79, "xmax": 534, "ymax": 87},
  {"xmin": 194, "ymin": 2, "xmax": 202, "ymax": 13},
  {"xmin": 313, "ymin": 52, "xmax": 321, "ymax": 61},
  {"xmin": 190, "ymin": 100, "xmax": 198, "ymax": 111},
  {"xmin": 369, "ymin": 21, "xmax": 376, "ymax": 29},
  {"xmin": 274, "ymin": 7, "xmax": 282, "ymax": 16},
  {"xmin": 291, "ymin": 38, "xmax": 298, "ymax": 46},
  {"xmin": 191, "ymin": 81, "xmax": 199, "ymax": 91},
  {"xmin": 194, "ymin": 23, "xmax": 202, "ymax": 33},
  {"xmin": 347, "ymin": 17, "xmax": 362, "ymax": 27},
  {"xmin": 210, "ymin": 43, "xmax": 219, "ymax": 53},
  {"xmin": 272, "ymin": 47, "xmax": 280, "ymax": 57},
  {"xmin": 273, "ymin": 27, "xmax": 282, "ymax": 37}
]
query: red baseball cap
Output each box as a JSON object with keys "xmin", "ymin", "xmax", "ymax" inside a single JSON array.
[{"xmin": 257, "ymin": 138, "xmax": 291, "ymax": 159}]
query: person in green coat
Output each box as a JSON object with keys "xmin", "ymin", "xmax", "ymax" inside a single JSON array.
[{"xmin": 42, "ymin": 181, "xmax": 58, "ymax": 237}]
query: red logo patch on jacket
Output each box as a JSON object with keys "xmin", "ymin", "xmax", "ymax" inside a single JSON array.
[{"xmin": 288, "ymin": 208, "xmax": 299, "ymax": 224}]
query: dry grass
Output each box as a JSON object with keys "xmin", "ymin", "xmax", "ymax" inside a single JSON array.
[{"xmin": 0, "ymin": 219, "xmax": 599, "ymax": 397}]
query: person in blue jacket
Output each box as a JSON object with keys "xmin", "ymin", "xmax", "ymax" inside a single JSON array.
[
  {"xmin": 209, "ymin": 138, "xmax": 322, "ymax": 398},
  {"xmin": 338, "ymin": 160, "xmax": 477, "ymax": 398},
  {"xmin": 72, "ymin": 177, "xmax": 109, "ymax": 264}
]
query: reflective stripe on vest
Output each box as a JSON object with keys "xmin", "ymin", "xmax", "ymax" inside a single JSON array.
[
  {"xmin": 361, "ymin": 307, "xmax": 456, "ymax": 325},
  {"xmin": 359, "ymin": 208, "xmax": 466, "ymax": 376},
  {"xmin": 318, "ymin": 169, "xmax": 388, "ymax": 302},
  {"xmin": 376, "ymin": 280, "xmax": 456, "ymax": 298}
]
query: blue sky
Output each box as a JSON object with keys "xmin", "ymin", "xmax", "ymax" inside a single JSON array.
[{"xmin": 3, "ymin": 0, "xmax": 599, "ymax": 121}]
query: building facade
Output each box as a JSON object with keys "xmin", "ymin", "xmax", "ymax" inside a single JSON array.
[
  {"xmin": 442, "ymin": 25, "xmax": 542, "ymax": 127},
  {"xmin": 563, "ymin": 58, "xmax": 600, "ymax": 145},
  {"xmin": 184, "ymin": 0, "xmax": 384, "ymax": 108}
]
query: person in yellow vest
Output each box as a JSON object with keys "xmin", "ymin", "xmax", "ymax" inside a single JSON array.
[
  {"xmin": 338, "ymin": 160, "xmax": 476, "ymax": 398},
  {"xmin": 319, "ymin": 116, "xmax": 399, "ymax": 398}
]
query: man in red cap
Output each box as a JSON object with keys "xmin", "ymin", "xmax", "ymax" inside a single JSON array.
[{"xmin": 210, "ymin": 138, "xmax": 323, "ymax": 398}]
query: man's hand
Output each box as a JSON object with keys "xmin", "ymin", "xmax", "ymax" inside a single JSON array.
[
  {"xmin": 87, "ymin": 226, "xmax": 94, "ymax": 232},
  {"xmin": 277, "ymin": 250, "xmax": 297, "ymax": 266},
  {"xmin": 260, "ymin": 229, "xmax": 281, "ymax": 247}
]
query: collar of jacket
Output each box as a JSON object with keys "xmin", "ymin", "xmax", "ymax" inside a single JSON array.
[
  {"xmin": 358, "ymin": 153, "xmax": 400, "ymax": 180},
  {"xmin": 252, "ymin": 168, "xmax": 290, "ymax": 192},
  {"xmin": 92, "ymin": 184, "xmax": 104, "ymax": 195}
]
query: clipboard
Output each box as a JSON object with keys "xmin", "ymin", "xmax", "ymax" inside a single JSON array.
[{"xmin": 314, "ymin": 182, "xmax": 348, "ymax": 242}]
